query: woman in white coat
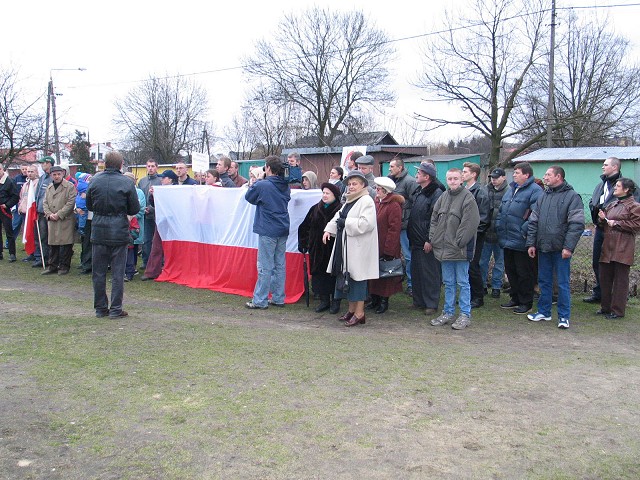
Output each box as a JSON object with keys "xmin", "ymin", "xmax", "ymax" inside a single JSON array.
[{"xmin": 323, "ymin": 170, "xmax": 379, "ymax": 326}]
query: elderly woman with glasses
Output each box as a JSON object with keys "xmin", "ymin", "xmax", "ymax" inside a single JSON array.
[{"xmin": 322, "ymin": 171, "xmax": 379, "ymax": 326}]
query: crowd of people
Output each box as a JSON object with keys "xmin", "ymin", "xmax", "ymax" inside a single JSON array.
[{"xmin": 1, "ymin": 152, "xmax": 639, "ymax": 329}]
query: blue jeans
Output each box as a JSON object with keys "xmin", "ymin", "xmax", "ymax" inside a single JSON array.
[
  {"xmin": 441, "ymin": 260, "xmax": 471, "ymax": 316},
  {"xmin": 400, "ymin": 229, "xmax": 411, "ymax": 287},
  {"xmin": 479, "ymin": 241, "xmax": 504, "ymax": 289},
  {"xmin": 253, "ymin": 235, "xmax": 287, "ymax": 307},
  {"xmin": 141, "ymin": 217, "xmax": 155, "ymax": 267},
  {"xmin": 12, "ymin": 211, "xmax": 25, "ymax": 239},
  {"xmin": 537, "ymin": 251, "xmax": 571, "ymax": 319}
]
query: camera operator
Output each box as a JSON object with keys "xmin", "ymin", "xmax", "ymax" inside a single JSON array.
[{"xmin": 244, "ymin": 155, "xmax": 292, "ymax": 309}]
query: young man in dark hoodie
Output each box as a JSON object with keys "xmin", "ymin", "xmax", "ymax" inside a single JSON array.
[{"xmin": 245, "ymin": 155, "xmax": 291, "ymax": 309}]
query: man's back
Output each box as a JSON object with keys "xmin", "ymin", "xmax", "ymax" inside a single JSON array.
[
  {"xmin": 87, "ymin": 170, "xmax": 140, "ymax": 246},
  {"xmin": 245, "ymin": 176, "xmax": 290, "ymax": 237}
]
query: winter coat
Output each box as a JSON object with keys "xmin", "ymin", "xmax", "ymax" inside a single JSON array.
[
  {"xmin": 389, "ymin": 169, "xmax": 417, "ymax": 229},
  {"xmin": 325, "ymin": 189, "xmax": 379, "ymax": 281},
  {"xmin": 138, "ymin": 174, "xmax": 162, "ymax": 221},
  {"xmin": 589, "ymin": 172, "xmax": 621, "ymax": 224},
  {"xmin": 75, "ymin": 173, "xmax": 91, "ymax": 211},
  {"xmin": 219, "ymin": 172, "xmax": 235, "ymax": 188},
  {"xmin": 86, "ymin": 169, "xmax": 141, "ymax": 246},
  {"xmin": 598, "ymin": 196, "xmax": 640, "ymax": 266},
  {"xmin": 467, "ymin": 181, "xmax": 491, "ymax": 234},
  {"xmin": 496, "ymin": 177, "xmax": 542, "ymax": 251},
  {"xmin": 35, "ymin": 172, "xmax": 52, "ymax": 214},
  {"xmin": 179, "ymin": 174, "xmax": 198, "ymax": 185},
  {"xmin": 526, "ymin": 181, "xmax": 585, "ymax": 253},
  {"xmin": 245, "ymin": 175, "xmax": 291, "ymax": 237},
  {"xmin": 407, "ymin": 182, "xmax": 444, "ymax": 249},
  {"xmin": 369, "ymin": 193, "xmax": 404, "ymax": 297},
  {"xmin": 375, "ymin": 193, "xmax": 404, "ymax": 259},
  {"xmin": 43, "ymin": 180, "xmax": 77, "ymax": 245},
  {"xmin": 18, "ymin": 179, "xmax": 37, "ymax": 214},
  {"xmin": 430, "ymin": 186, "xmax": 480, "ymax": 262},
  {"xmin": 0, "ymin": 173, "xmax": 19, "ymax": 210},
  {"xmin": 588, "ymin": 172, "xmax": 640, "ymax": 225},
  {"xmin": 297, "ymin": 198, "xmax": 342, "ymax": 275},
  {"xmin": 134, "ymin": 187, "xmax": 147, "ymax": 246},
  {"xmin": 485, "ymin": 179, "xmax": 509, "ymax": 244}
]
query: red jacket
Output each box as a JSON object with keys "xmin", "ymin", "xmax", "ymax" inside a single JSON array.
[{"xmin": 375, "ymin": 193, "xmax": 404, "ymax": 259}]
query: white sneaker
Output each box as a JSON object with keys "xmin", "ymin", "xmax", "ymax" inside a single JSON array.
[
  {"xmin": 527, "ymin": 312, "xmax": 552, "ymax": 322},
  {"xmin": 451, "ymin": 314, "xmax": 471, "ymax": 330},
  {"xmin": 431, "ymin": 312, "xmax": 454, "ymax": 326},
  {"xmin": 558, "ymin": 318, "xmax": 570, "ymax": 329}
]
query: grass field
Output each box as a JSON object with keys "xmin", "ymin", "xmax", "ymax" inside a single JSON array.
[{"xmin": 1, "ymin": 258, "xmax": 639, "ymax": 479}]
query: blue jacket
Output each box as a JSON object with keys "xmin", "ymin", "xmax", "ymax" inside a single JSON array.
[
  {"xmin": 496, "ymin": 176, "xmax": 542, "ymax": 252},
  {"xmin": 245, "ymin": 175, "xmax": 291, "ymax": 237}
]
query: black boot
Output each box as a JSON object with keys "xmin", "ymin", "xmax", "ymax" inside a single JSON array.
[
  {"xmin": 315, "ymin": 294, "xmax": 331, "ymax": 313},
  {"xmin": 329, "ymin": 297, "xmax": 341, "ymax": 315},
  {"xmin": 365, "ymin": 294, "xmax": 381, "ymax": 310},
  {"xmin": 375, "ymin": 297, "xmax": 389, "ymax": 314}
]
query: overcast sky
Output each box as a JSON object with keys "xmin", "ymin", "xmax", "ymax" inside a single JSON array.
[{"xmin": 3, "ymin": 0, "xmax": 640, "ymax": 152}]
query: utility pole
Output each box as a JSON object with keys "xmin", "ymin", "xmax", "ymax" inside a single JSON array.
[
  {"xmin": 45, "ymin": 68, "xmax": 86, "ymax": 164},
  {"xmin": 201, "ymin": 127, "xmax": 210, "ymax": 157},
  {"xmin": 546, "ymin": 0, "xmax": 556, "ymax": 147}
]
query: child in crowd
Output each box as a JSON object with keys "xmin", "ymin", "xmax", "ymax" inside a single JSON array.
[{"xmin": 125, "ymin": 214, "xmax": 141, "ymax": 282}]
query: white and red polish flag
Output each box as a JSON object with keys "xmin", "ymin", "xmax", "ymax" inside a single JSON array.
[
  {"xmin": 153, "ymin": 186, "xmax": 321, "ymax": 302},
  {"xmin": 22, "ymin": 178, "xmax": 39, "ymax": 255}
]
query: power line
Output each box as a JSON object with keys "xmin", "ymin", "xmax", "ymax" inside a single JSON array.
[{"xmin": 67, "ymin": 2, "xmax": 640, "ymax": 91}]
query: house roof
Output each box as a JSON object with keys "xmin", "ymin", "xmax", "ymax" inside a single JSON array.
[
  {"xmin": 402, "ymin": 154, "xmax": 481, "ymax": 163},
  {"xmin": 515, "ymin": 146, "xmax": 640, "ymax": 162},
  {"xmin": 283, "ymin": 144, "xmax": 433, "ymax": 156},
  {"xmin": 292, "ymin": 131, "xmax": 398, "ymax": 149}
]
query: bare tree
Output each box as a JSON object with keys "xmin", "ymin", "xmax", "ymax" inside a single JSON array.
[
  {"xmin": 415, "ymin": 0, "xmax": 549, "ymax": 165},
  {"xmin": 0, "ymin": 66, "xmax": 45, "ymax": 167},
  {"xmin": 381, "ymin": 114, "xmax": 431, "ymax": 145},
  {"xmin": 224, "ymin": 111, "xmax": 256, "ymax": 160},
  {"xmin": 243, "ymin": 7, "xmax": 395, "ymax": 147},
  {"xmin": 517, "ymin": 14, "xmax": 640, "ymax": 147},
  {"xmin": 114, "ymin": 75, "xmax": 209, "ymax": 163}
]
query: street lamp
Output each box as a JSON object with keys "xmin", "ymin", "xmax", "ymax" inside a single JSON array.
[{"xmin": 46, "ymin": 68, "xmax": 86, "ymax": 164}]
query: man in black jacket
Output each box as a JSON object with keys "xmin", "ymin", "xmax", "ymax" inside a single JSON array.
[
  {"xmin": 407, "ymin": 163, "xmax": 444, "ymax": 316},
  {"xmin": 480, "ymin": 168, "xmax": 509, "ymax": 298},
  {"xmin": 388, "ymin": 157, "xmax": 417, "ymax": 295},
  {"xmin": 463, "ymin": 162, "xmax": 491, "ymax": 308},
  {"xmin": 86, "ymin": 151, "xmax": 140, "ymax": 319},
  {"xmin": 527, "ymin": 166, "xmax": 584, "ymax": 329}
]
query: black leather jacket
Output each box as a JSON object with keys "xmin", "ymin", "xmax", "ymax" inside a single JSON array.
[{"xmin": 86, "ymin": 169, "xmax": 140, "ymax": 246}]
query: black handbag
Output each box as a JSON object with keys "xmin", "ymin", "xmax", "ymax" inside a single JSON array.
[{"xmin": 378, "ymin": 258, "xmax": 404, "ymax": 278}]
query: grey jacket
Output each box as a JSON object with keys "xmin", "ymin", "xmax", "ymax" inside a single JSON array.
[
  {"xmin": 526, "ymin": 181, "xmax": 585, "ymax": 253},
  {"xmin": 430, "ymin": 186, "xmax": 480, "ymax": 262}
]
